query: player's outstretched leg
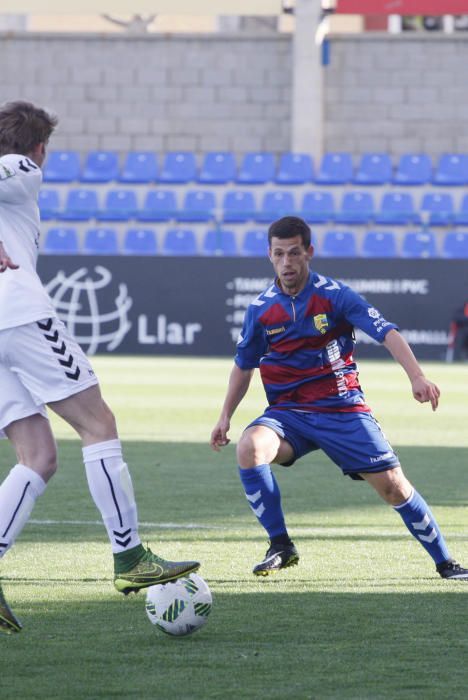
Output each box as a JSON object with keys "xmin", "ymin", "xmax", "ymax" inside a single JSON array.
[
  {"xmin": 0, "ymin": 582, "xmax": 22, "ymax": 634},
  {"xmin": 253, "ymin": 538, "xmax": 299, "ymax": 577},
  {"xmin": 113, "ymin": 545, "xmax": 200, "ymax": 595}
]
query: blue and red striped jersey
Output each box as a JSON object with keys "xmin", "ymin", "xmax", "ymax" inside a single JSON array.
[{"xmin": 235, "ymin": 270, "xmax": 398, "ymax": 412}]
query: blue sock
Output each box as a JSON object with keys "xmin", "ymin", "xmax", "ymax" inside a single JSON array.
[
  {"xmin": 394, "ymin": 489, "xmax": 450, "ymax": 565},
  {"xmin": 238, "ymin": 464, "xmax": 288, "ymax": 539}
]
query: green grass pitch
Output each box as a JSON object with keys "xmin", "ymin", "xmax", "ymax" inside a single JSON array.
[{"xmin": 1, "ymin": 357, "xmax": 467, "ymax": 699}]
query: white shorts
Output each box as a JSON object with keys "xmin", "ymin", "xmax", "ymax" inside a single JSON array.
[{"xmin": 0, "ymin": 317, "xmax": 99, "ymax": 438}]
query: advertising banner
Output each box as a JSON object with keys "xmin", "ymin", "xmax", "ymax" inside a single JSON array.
[
  {"xmin": 37, "ymin": 256, "xmax": 468, "ymax": 360},
  {"xmin": 335, "ymin": 1, "xmax": 468, "ymax": 15}
]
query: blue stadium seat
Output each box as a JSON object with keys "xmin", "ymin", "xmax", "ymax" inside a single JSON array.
[
  {"xmin": 43, "ymin": 227, "xmax": 79, "ymax": 254},
  {"xmin": 81, "ymin": 151, "xmax": 120, "ymax": 183},
  {"xmin": 222, "ymin": 190, "xmax": 256, "ymax": 223},
  {"xmin": 157, "ymin": 152, "xmax": 197, "ymax": 183},
  {"xmin": 275, "ymin": 153, "xmax": 314, "ymax": 185},
  {"xmin": 401, "ymin": 230, "xmax": 436, "ymax": 258},
  {"xmin": 255, "ymin": 191, "xmax": 295, "ymax": 224},
  {"xmin": 61, "ymin": 189, "xmax": 99, "ymax": 221},
  {"xmin": 119, "ymin": 151, "xmax": 158, "ymax": 183},
  {"xmin": 137, "ymin": 190, "xmax": 177, "ymax": 222},
  {"xmin": 123, "ymin": 228, "xmax": 158, "ymax": 255},
  {"xmin": 242, "ymin": 229, "xmax": 269, "ymax": 256},
  {"xmin": 202, "ymin": 229, "xmax": 238, "ymax": 256},
  {"xmin": 177, "ymin": 190, "xmax": 216, "ymax": 222},
  {"xmin": 315, "ymin": 152, "xmax": 353, "ymax": 185},
  {"xmin": 442, "ymin": 231, "xmax": 468, "ymax": 258},
  {"xmin": 353, "ymin": 153, "xmax": 392, "ymax": 185},
  {"xmin": 393, "ymin": 153, "xmax": 432, "ymax": 185},
  {"xmin": 43, "ymin": 150, "xmax": 80, "ymax": 183},
  {"xmin": 375, "ymin": 192, "xmax": 419, "ymax": 225},
  {"xmin": 237, "ymin": 153, "xmax": 276, "ymax": 184},
  {"xmin": 335, "ymin": 191, "xmax": 375, "ymax": 225},
  {"xmin": 38, "ymin": 188, "xmax": 61, "ymax": 220},
  {"xmin": 420, "ymin": 192, "xmax": 454, "ymax": 226},
  {"xmin": 321, "ymin": 230, "xmax": 357, "ymax": 257},
  {"xmin": 361, "ymin": 230, "xmax": 397, "ymax": 258},
  {"xmin": 97, "ymin": 189, "xmax": 138, "ymax": 221},
  {"xmin": 197, "ymin": 152, "xmax": 237, "ymax": 184},
  {"xmin": 83, "ymin": 227, "xmax": 119, "ymax": 255},
  {"xmin": 162, "ymin": 228, "xmax": 198, "ymax": 255},
  {"xmin": 454, "ymin": 194, "xmax": 468, "ymax": 225},
  {"xmin": 433, "ymin": 154, "xmax": 468, "ymax": 186},
  {"xmin": 300, "ymin": 191, "xmax": 335, "ymax": 223}
]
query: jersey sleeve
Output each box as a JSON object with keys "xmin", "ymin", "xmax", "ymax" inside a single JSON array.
[
  {"xmin": 234, "ymin": 304, "xmax": 268, "ymax": 369},
  {"xmin": 337, "ymin": 284, "xmax": 398, "ymax": 343},
  {"xmin": 0, "ymin": 155, "xmax": 42, "ymax": 205}
]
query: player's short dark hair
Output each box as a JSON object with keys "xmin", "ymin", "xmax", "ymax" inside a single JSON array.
[
  {"xmin": 0, "ymin": 101, "xmax": 58, "ymax": 157},
  {"xmin": 268, "ymin": 216, "xmax": 311, "ymax": 248}
]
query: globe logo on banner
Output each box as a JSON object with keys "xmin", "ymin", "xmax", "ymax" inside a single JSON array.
[{"xmin": 44, "ymin": 266, "xmax": 132, "ymax": 355}]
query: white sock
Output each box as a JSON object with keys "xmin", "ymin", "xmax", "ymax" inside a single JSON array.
[
  {"xmin": 82, "ymin": 439, "xmax": 141, "ymax": 553},
  {"xmin": 0, "ymin": 463, "xmax": 47, "ymax": 558}
]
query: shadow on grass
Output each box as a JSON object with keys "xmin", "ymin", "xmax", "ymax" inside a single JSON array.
[{"xmin": 1, "ymin": 589, "xmax": 467, "ymax": 700}]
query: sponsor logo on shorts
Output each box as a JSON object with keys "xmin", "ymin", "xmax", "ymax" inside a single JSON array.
[{"xmin": 369, "ymin": 451, "xmax": 394, "ymax": 464}]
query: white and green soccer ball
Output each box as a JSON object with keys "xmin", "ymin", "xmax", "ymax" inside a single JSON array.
[{"xmin": 145, "ymin": 573, "xmax": 212, "ymax": 637}]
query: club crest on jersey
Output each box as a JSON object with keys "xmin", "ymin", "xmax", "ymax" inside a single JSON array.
[
  {"xmin": 0, "ymin": 164, "xmax": 14, "ymax": 180},
  {"xmin": 313, "ymin": 314, "xmax": 329, "ymax": 335}
]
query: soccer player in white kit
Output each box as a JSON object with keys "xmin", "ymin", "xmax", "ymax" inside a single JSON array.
[{"xmin": 0, "ymin": 101, "xmax": 199, "ymax": 634}]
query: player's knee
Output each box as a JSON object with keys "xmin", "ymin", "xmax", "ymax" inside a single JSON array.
[
  {"xmin": 21, "ymin": 445, "xmax": 58, "ymax": 482},
  {"xmin": 236, "ymin": 431, "xmax": 270, "ymax": 468}
]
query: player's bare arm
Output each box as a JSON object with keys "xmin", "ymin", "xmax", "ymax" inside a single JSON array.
[
  {"xmin": 383, "ymin": 328, "xmax": 440, "ymax": 411},
  {"xmin": 0, "ymin": 241, "xmax": 19, "ymax": 273},
  {"xmin": 210, "ymin": 365, "xmax": 254, "ymax": 451}
]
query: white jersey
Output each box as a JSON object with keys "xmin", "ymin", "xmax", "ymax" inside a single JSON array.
[{"xmin": 0, "ymin": 153, "xmax": 55, "ymax": 331}]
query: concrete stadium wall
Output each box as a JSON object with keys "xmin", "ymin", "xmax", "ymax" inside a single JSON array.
[{"xmin": 1, "ymin": 31, "xmax": 468, "ymax": 157}]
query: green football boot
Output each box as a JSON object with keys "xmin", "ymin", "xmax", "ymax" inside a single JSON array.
[
  {"xmin": 0, "ymin": 582, "xmax": 22, "ymax": 634},
  {"xmin": 114, "ymin": 547, "xmax": 200, "ymax": 595}
]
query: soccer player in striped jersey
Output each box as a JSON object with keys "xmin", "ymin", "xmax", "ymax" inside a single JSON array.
[
  {"xmin": 211, "ymin": 215, "xmax": 467, "ymax": 581},
  {"xmin": 0, "ymin": 101, "xmax": 199, "ymax": 635}
]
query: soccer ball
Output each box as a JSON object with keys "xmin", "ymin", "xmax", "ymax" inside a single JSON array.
[{"xmin": 145, "ymin": 573, "xmax": 212, "ymax": 636}]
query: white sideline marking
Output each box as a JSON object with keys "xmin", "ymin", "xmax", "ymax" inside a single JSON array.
[{"xmin": 28, "ymin": 519, "xmax": 468, "ymax": 539}]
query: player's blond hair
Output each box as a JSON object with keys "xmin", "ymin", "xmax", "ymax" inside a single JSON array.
[{"xmin": 0, "ymin": 101, "xmax": 58, "ymax": 157}]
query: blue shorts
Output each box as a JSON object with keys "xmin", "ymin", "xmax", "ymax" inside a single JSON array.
[{"xmin": 247, "ymin": 408, "xmax": 400, "ymax": 480}]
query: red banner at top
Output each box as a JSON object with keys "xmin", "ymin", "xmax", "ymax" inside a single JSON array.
[{"xmin": 335, "ymin": 1, "xmax": 468, "ymax": 14}]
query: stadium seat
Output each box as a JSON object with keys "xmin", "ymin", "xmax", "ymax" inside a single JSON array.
[
  {"xmin": 43, "ymin": 227, "xmax": 79, "ymax": 254},
  {"xmin": 335, "ymin": 191, "xmax": 375, "ymax": 225},
  {"xmin": 162, "ymin": 228, "xmax": 198, "ymax": 255},
  {"xmin": 420, "ymin": 192, "xmax": 454, "ymax": 226},
  {"xmin": 202, "ymin": 229, "xmax": 238, "ymax": 256},
  {"xmin": 157, "ymin": 152, "xmax": 197, "ymax": 183},
  {"xmin": 81, "ymin": 151, "xmax": 120, "ymax": 183},
  {"xmin": 375, "ymin": 192, "xmax": 419, "ymax": 225},
  {"xmin": 275, "ymin": 153, "xmax": 314, "ymax": 185},
  {"xmin": 353, "ymin": 153, "xmax": 392, "ymax": 185},
  {"xmin": 442, "ymin": 231, "xmax": 468, "ymax": 258},
  {"xmin": 454, "ymin": 194, "xmax": 468, "ymax": 225},
  {"xmin": 433, "ymin": 154, "xmax": 468, "ymax": 186},
  {"xmin": 361, "ymin": 230, "xmax": 397, "ymax": 258},
  {"xmin": 401, "ymin": 230, "xmax": 436, "ymax": 258},
  {"xmin": 237, "ymin": 152, "xmax": 276, "ymax": 184},
  {"xmin": 300, "ymin": 191, "xmax": 335, "ymax": 223},
  {"xmin": 393, "ymin": 153, "xmax": 432, "ymax": 185},
  {"xmin": 241, "ymin": 229, "xmax": 269, "ymax": 256},
  {"xmin": 123, "ymin": 228, "xmax": 158, "ymax": 255},
  {"xmin": 38, "ymin": 188, "xmax": 61, "ymax": 220},
  {"xmin": 315, "ymin": 152, "xmax": 353, "ymax": 185},
  {"xmin": 137, "ymin": 190, "xmax": 177, "ymax": 222},
  {"xmin": 43, "ymin": 150, "xmax": 80, "ymax": 183},
  {"xmin": 255, "ymin": 191, "xmax": 296, "ymax": 224},
  {"xmin": 61, "ymin": 188, "xmax": 99, "ymax": 221},
  {"xmin": 83, "ymin": 227, "xmax": 119, "ymax": 254},
  {"xmin": 321, "ymin": 230, "xmax": 357, "ymax": 257},
  {"xmin": 197, "ymin": 152, "xmax": 237, "ymax": 184},
  {"xmin": 177, "ymin": 190, "xmax": 216, "ymax": 222},
  {"xmin": 97, "ymin": 189, "xmax": 138, "ymax": 221},
  {"xmin": 222, "ymin": 190, "xmax": 256, "ymax": 223},
  {"xmin": 119, "ymin": 151, "xmax": 158, "ymax": 183}
]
